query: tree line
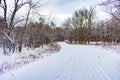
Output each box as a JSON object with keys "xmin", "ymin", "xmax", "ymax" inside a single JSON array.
[
  {"xmin": 0, "ymin": 0, "xmax": 64, "ymax": 55},
  {"xmin": 63, "ymin": 0, "xmax": 120, "ymax": 44},
  {"xmin": 0, "ymin": 0, "xmax": 120, "ymax": 55}
]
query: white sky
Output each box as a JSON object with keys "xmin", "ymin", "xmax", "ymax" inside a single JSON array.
[
  {"xmin": 0, "ymin": 0, "xmax": 111, "ymax": 26},
  {"xmin": 41, "ymin": 0, "xmax": 111, "ymax": 26}
]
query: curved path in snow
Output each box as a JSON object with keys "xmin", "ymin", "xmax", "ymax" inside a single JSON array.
[{"xmin": 1, "ymin": 42, "xmax": 120, "ymax": 80}]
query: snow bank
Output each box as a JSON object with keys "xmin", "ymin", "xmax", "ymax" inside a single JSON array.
[{"xmin": 0, "ymin": 44, "xmax": 60, "ymax": 75}]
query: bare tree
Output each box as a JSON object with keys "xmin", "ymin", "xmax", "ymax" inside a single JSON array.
[
  {"xmin": 18, "ymin": 0, "xmax": 44, "ymax": 52},
  {"xmin": 0, "ymin": 0, "xmax": 35, "ymax": 54},
  {"xmin": 63, "ymin": 7, "xmax": 96, "ymax": 44},
  {"xmin": 101, "ymin": 0, "xmax": 120, "ymax": 21},
  {"xmin": 101, "ymin": 0, "xmax": 120, "ymax": 43},
  {"xmin": 87, "ymin": 7, "xmax": 96, "ymax": 44}
]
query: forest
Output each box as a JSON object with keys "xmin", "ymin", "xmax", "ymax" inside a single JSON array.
[{"xmin": 0, "ymin": 0, "xmax": 120, "ymax": 55}]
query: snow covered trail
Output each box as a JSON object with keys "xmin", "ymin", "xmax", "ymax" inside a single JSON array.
[{"xmin": 1, "ymin": 42, "xmax": 120, "ymax": 80}]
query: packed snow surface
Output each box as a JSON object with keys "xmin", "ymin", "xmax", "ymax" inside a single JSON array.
[{"xmin": 1, "ymin": 42, "xmax": 120, "ymax": 80}]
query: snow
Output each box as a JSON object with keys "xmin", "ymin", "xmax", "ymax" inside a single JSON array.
[
  {"xmin": 0, "ymin": 45, "xmax": 54, "ymax": 75},
  {"xmin": 0, "ymin": 42, "xmax": 120, "ymax": 80},
  {"xmin": 102, "ymin": 45, "xmax": 120, "ymax": 55}
]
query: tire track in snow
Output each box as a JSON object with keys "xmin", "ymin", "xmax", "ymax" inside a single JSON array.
[
  {"xmin": 97, "ymin": 55, "xmax": 120, "ymax": 80},
  {"xmin": 87, "ymin": 47, "xmax": 113, "ymax": 80},
  {"xmin": 92, "ymin": 55, "xmax": 110, "ymax": 80},
  {"xmin": 49, "ymin": 60, "xmax": 68, "ymax": 80},
  {"xmin": 44, "ymin": 44, "xmax": 120, "ymax": 80},
  {"xmin": 49, "ymin": 48, "xmax": 76, "ymax": 80},
  {"xmin": 74, "ymin": 46, "xmax": 119, "ymax": 80}
]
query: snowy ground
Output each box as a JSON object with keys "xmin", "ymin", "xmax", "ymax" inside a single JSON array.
[
  {"xmin": 0, "ymin": 42, "xmax": 120, "ymax": 80},
  {"xmin": 0, "ymin": 45, "xmax": 57, "ymax": 75},
  {"xmin": 102, "ymin": 45, "xmax": 120, "ymax": 55}
]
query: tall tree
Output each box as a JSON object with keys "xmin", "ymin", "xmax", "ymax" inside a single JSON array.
[
  {"xmin": 0, "ymin": 0, "xmax": 42, "ymax": 54},
  {"xmin": 18, "ymin": 0, "xmax": 43, "ymax": 52},
  {"xmin": 101, "ymin": 0, "xmax": 120, "ymax": 43},
  {"xmin": 87, "ymin": 7, "xmax": 96, "ymax": 44},
  {"xmin": 63, "ymin": 7, "xmax": 96, "ymax": 44}
]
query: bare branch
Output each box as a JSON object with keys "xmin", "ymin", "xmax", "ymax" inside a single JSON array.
[{"xmin": 4, "ymin": 31, "xmax": 14, "ymax": 44}]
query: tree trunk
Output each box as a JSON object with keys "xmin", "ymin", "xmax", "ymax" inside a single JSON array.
[{"xmin": 18, "ymin": 7, "xmax": 31, "ymax": 52}]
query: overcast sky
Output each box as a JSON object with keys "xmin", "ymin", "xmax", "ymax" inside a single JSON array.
[
  {"xmin": 0, "ymin": 0, "xmax": 110, "ymax": 26},
  {"xmin": 41, "ymin": 0, "xmax": 110, "ymax": 26}
]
